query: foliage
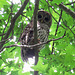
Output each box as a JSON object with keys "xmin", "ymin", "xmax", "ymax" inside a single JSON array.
[{"xmin": 0, "ymin": 0, "xmax": 75, "ymax": 75}]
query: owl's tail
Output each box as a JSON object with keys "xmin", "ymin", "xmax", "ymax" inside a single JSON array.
[{"xmin": 21, "ymin": 47, "xmax": 35, "ymax": 62}]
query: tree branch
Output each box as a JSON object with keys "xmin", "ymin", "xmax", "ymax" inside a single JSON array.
[
  {"xmin": 33, "ymin": 0, "xmax": 39, "ymax": 75},
  {"xmin": 0, "ymin": 0, "xmax": 29, "ymax": 50},
  {"xmin": 0, "ymin": 33, "xmax": 65, "ymax": 52},
  {"xmin": 58, "ymin": 3, "xmax": 75, "ymax": 18}
]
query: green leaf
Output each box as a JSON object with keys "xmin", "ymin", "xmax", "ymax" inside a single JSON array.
[
  {"xmin": 18, "ymin": 70, "xmax": 30, "ymax": 75},
  {"xmin": 48, "ymin": 67, "xmax": 60, "ymax": 75},
  {"xmin": 0, "ymin": 72, "xmax": 7, "ymax": 75},
  {"xmin": 0, "ymin": 0, "xmax": 9, "ymax": 8},
  {"xmin": 65, "ymin": 72, "xmax": 71, "ymax": 75},
  {"xmin": 52, "ymin": 0, "xmax": 65, "ymax": 4},
  {"xmin": 40, "ymin": 44, "xmax": 50, "ymax": 55},
  {"xmin": 32, "ymin": 58, "xmax": 48, "ymax": 73},
  {"xmin": 65, "ymin": 44, "xmax": 75, "ymax": 54},
  {"xmin": 11, "ymin": 71, "xmax": 18, "ymax": 75},
  {"xmin": 0, "ymin": 59, "xmax": 3, "ymax": 67}
]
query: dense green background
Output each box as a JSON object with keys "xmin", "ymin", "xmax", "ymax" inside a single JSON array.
[{"xmin": 0, "ymin": 0, "xmax": 75, "ymax": 75}]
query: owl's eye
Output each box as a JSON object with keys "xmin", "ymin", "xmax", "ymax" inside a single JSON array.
[
  {"xmin": 38, "ymin": 14, "xmax": 42, "ymax": 19},
  {"xmin": 45, "ymin": 17, "xmax": 50, "ymax": 22}
]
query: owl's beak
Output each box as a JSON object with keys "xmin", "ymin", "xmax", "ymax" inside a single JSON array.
[{"xmin": 41, "ymin": 20, "xmax": 44, "ymax": 23}]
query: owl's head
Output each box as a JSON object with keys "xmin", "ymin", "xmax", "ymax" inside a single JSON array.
[{"xmin": 38, "ymin": 10, "xmax": 52, "ymax": 28}]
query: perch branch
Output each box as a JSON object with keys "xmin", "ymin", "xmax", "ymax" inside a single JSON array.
[{"xmin": 0, "ymin": 33, "xmax": 65, "ymax": 52}]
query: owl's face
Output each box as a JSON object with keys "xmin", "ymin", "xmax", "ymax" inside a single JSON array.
[{"xmin": 37, "ymin": 11, "xmax": 52, "ymax": 28}]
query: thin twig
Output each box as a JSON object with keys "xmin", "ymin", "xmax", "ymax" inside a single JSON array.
[
  {"xmin": 1, "ymin": 14, "xmax": 11, "ymax": 40},
  {"xmin": 0, "ymin": 57, "xmax": 8, "ymax": 64},
  {"xmin": 0, "ymin": 37, "xmax": 12, "ymax": 43},
  {"xmin": 0, "ymin": 0, "xmax": 29, "ymax": 50},
  {"xmin": 66, "ymin": 68, "xmax": 75, "ymax": 72},
  {"xmin": 71, "ymin": 25, "xmax": 75, "ymax": 29},
  {"xmin": 45, "ymin": 0, "xmax": 60, "ymax": 15},
  {"xmin": 1, "ymin": 2, "xmax": 13, "ymax": 39},
  {"xmin": 51, "ymin": 9, "xmax": 63, "ymax": 54},
  {"xmin": 62, "ymin": 18, "xmax": 75, "ymax": 35},
  {"xmin": 21, "ymin": 14, "xmax": 31, "ymax": 21},
  {"xmin": 0, "ymin": 33, "xmax": 5, "ymax": 36},
  {"xmin": 65, "ymin": 1, "xmax": 75, "ymax": 5}
]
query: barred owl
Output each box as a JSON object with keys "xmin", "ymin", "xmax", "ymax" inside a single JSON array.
[{"xmin": 20, "ymin": 10, "xmax": 52, "ymax": 61}]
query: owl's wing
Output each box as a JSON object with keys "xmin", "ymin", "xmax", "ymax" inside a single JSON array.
[
  {"xmin": 20, "ymin": 21, "xmax": 34, "ymax": 45},
  {"xmin": 20, "ymin": 21, "xmax": 36, "ymax": 61}
]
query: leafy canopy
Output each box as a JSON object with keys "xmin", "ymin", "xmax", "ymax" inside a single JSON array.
[{"xmin": 0, "ymin": 0, "xmax": 75, "ymax": 75}]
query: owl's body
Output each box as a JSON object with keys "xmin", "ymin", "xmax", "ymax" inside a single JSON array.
[{"xmin": 20, "ymin": 11, "xmax": 52, "ymax": 61}]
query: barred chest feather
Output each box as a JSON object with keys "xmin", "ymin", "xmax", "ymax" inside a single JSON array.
[{"xmin": 37, "ymin": 22, "xmax": 49, "ymax": 49}]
